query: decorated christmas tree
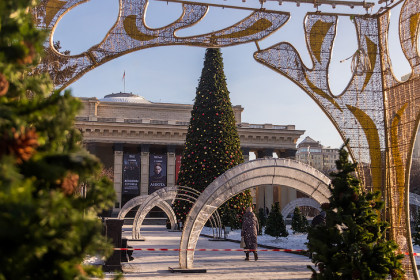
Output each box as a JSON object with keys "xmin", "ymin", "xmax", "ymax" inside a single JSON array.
[
  {"xmin": 0, "ymin": 1, "xmax": 115, "ymax": 278},
  {"xmin": 172, "ymin": 48, "xmax": 252, "ymax": 229},
  {"xmin": 291, "ymin": 207, "xmax": 308, "ymax": 233},
  {"xmin": 306, "ymin": 144, "xmax": 404, "ymax": 279},
  {"xmin": 257, "ymin": 208, "xmax": 267, "ymax": 235},
  {"xmin": 265, "ymin": 202, "xmax": 288, "ymax": 238}
]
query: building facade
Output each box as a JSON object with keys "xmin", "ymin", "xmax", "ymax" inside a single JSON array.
[
  {"xmin": 295, "ymin": 136, "xmax": 339, "ymax": 174},
  {"xmin": 75, "ymin": 93, "xmax": 305, "ymax": 214}
]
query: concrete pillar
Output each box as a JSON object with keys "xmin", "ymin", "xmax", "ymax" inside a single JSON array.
[
  {"xmin": 113, "ymin": 143, "xmax": 124, "ymax": 209},
  {"xmin": 167, "ymin": 145, "xmax": 176, "ymax": 187},
  {"xmin": 140, "ymin": 144, "xmax": 150, "ymax": 196}
]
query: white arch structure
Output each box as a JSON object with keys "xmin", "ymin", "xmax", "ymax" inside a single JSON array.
[
  {"xmin": 117, "ymin": 195, "xmax": 149, "ymax": 220},
  {"xmin": 281, "ymin": 197, "xmax": 322, "ymax": 218},
  {"xmin": 179, "ymin": 158, "xmax": 332, "ymax": 268},
  {"xmin": 121, "ymin": 185, "xmax": 223, "ymax": 239},
  {"xmin": 118, "ymin": 190, "xmax": 178, "ymax": 236},
  {"xmin": 132, "ymin": 186, "xmax": 178, "ymax": 239}
]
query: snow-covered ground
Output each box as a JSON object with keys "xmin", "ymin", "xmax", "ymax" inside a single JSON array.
[
  {"xmin": 104, "ymin": 225, "xmax": 313, "ymax": 279},
  {"xmin": 202, "ymin": 225, "xmax": 420, "ymax": 265},
  {"xmin": 86, "ymin": 225, "xmax": 420, "ymax": 268},
  {"xmin": 201, "ymin": 225, "xmax": 308, "ymax": 251}
]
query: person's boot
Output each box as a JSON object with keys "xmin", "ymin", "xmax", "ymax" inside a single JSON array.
[
  {"xmin": 244, "ymin": 252, "xmax": 249, "ymax": 261},
  {"xmin": 253, "ymin": 251, "xmax": 258, "ymax": 261}
]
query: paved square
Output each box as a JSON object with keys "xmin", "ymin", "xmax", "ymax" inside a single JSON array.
[{"xmin": 105, "ymin": 225, "xmax": 312, "ymax": 279}]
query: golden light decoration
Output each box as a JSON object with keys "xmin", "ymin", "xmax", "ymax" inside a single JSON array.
[
  {"xmin": 253, "ymin": 5, "xmax": 420, "ymax": 278},
  {"xmin": 33, "ymin": 0, "xmax": 420, "ymax": 278},
  {"xmin": 32, "ymin": 0, "xmax": 289, "ymax": 90}
]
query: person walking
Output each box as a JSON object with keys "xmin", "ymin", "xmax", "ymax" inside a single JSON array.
[{"xmin": 241, "ymin": 206, "xmax": 259, "ymax": 261}]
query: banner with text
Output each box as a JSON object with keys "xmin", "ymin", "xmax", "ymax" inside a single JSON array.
[
  {"xmin": 149, "ymin": 154, "xmax": 167, "ymax": 194},
  {"xmin": 122, "ymin": 153, "xmax": 140, "ymax": 195}
]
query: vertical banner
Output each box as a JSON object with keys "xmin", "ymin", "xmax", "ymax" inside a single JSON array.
[
  {"xmin": 175, "ymin": 155, "xmax": 182, "ymax": 184},
  {"xmin": 122, "ymin": 153, "xmax": 140, "ymax": 195},
  {"xmin": 149, "ymin": 154, "xmax": 167, "ymax": 194}
]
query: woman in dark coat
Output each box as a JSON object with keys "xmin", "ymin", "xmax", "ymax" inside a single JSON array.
[{"xmin": 241, "ymin": 206, "xmax": 259, "ymax": 261}]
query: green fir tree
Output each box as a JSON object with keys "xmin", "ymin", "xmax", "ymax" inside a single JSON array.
[
  {"xmin": 0, "ymin": 1, "xmax": 116, "ymax": 279},
  {"xmin": 172, "ymin": 48, "xmax": 252, "ymax": 229},
  {"xmin": 257, "ymin": 208, "xmax": 267, "ymax": 235},
  {"xmin": 306, "ymin": 144, "xmax": 404, "ymax": 279},
  {"xmin": 412, "ymin": 208, "xmax": 420, "ymax": 246},
  {"xmin": 265, "ymin": 202, "xmax": 288, "ymax": 238},
  {"xmin": 291, "ymin": 207, "xmax": 308, "ymax": 233}
]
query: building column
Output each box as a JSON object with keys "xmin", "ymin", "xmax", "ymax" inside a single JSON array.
[
  {"xmin": 140, "ymin": 144, "xmax": 150, "ymax": 196},
  {"xmin": 87, "ymin": 98, "xmax": 99, "ymax": 121},
  {"xmin": 276, "ymin": 149, "xmax": 297, "ymax": 210},
  {"xmin": 288, "ymin": 187, "xmax": 297, "ymax": 204},
  {"xmin": 280, "ymin": 186, "xmax": 289, "ymax": 210},
  {"xmin": 279, "ymin": 186, "xmax": 298, "ymax": 210},
  {"xmin": 264, "ymin": 185, "xmax": 274, "ymax": 212},
  {"xmin": 167, "ymin": 145, "xmax": 176, "ymax": 187},
  {"xmin": 113, "ymin": 143, "xmax": 123, "ymax": 209},
  {"xmin": 263, "ymin": 149, "xmax": 274, "ymax": 211},
  {"xmin": 256, "ymin": 149, "xmax": 274, "ymax": 212}
]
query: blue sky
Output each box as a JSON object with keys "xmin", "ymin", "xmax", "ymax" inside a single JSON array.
[{"xmin": 52, "ymin": 0, "xmax": 415, "ymax": 149}]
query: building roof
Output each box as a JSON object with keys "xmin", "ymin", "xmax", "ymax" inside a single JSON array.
[
  {"xmin": 298, "ymin": 136, "xmax": 321, "ymax": 148},
  {"xmin": 99, "ymin": 92, "xmax": 151, "ymax": 104}
]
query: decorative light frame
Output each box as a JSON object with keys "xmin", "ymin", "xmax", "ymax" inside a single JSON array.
[{"xmin": 33, "ymin": 0, "xmax": 420, "ymax": 278}]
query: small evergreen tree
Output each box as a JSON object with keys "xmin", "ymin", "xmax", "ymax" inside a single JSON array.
[
  {"xmin": 412, "ymin": 208, "xmax": 420, "ymax": 245},
  {"xmin": 257, "ymin": 208, "xmax": 267, "ymax": 235},
  {"xmin": 306, "ymin": 144, "xmax": 404, "ymax": 279},
  {"xmin": 172, "ymin": 48, "xmax": 252, "ymax": 228},
  {"xmin": 0, "ymin": 1, "xmax": 116, "ymax": 279},
  {"xmin": 265, "ymin": 202, "xmax": 288, "ymax": 238},
  {"xmin": 291, "ymin": 207, "xmax": 308, "ymax": 233}
]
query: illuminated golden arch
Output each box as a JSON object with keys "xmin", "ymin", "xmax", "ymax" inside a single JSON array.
[
  {"xmin": 33, "ymin": 0, "xmax": 420, "ymax": 278},
  {"xmin": 33, "ymin": 0, "xmax": 289, "ymax": 90}
]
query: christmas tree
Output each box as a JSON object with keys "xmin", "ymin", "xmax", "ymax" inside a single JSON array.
[
  {"xmin": 265, "ymin": 202, "xmax": 288, "ymax": 238},
  {"xmin": 257, "ymin": 208, "xmax": 267, "ymax": 235},
  {"xmin": 412, "ymin": 208, "xmax": 420, "ymax": 246},
  {"xmin": 172, "ymin": 48, "xmax": 252, "ymax": 229},
  {"xmin": 0, "ymin": 1, "xmax": 115, "ymax": 279},
  {"xmin": 306, "ymin": 144, "xmax": 404, "ymax": 279},
  {"xmin": 291, "ymin": 207, "xmax": 308, "ymax": 233}
]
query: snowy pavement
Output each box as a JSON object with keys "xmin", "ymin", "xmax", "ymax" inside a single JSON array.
[{"xmin": 102, "ymin": 225, "xmax": 313, "ymax": 279}]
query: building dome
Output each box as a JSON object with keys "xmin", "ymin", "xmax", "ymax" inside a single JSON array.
[{"xmin": 99, "ymin": 92, "xmax": 151, "ymax": 104}]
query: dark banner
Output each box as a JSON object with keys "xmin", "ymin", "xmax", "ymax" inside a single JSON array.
[
  {"xmin": 175, "ymin": 155, "xmax": 182, "ymax": 184},
  {"xmin": 149, "ymin": 154, "xmax": 167, "ymax": 194},
  {"xmin": 122, "ymin": 153, "xmax": 140, "ymax": 195}
]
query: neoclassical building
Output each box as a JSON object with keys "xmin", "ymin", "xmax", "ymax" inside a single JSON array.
[{"xmin": 75, "ymin": 93, "xmax": 305, "ymax": 215}]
